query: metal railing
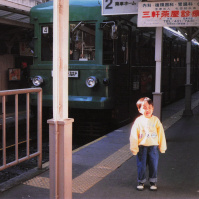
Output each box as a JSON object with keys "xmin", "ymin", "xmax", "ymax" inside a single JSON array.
[{"xmin": 0, "ymin": 88, "xmax": 42, "ymax": 171}]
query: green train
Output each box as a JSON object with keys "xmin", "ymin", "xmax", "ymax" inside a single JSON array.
[{"xmin": 29, "ymin": 0, "xmax": 199, "ymax": 135}]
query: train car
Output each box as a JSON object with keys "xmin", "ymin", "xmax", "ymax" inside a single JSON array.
[
  {"xmin": 30, "ymin": 0, "xmax": 136, "ymax": 135},
  {"xmin": 29, "ymin": 0, "xmax": 199, "ymax": 135},
  {"xmin": 131, "ymin": 27, "xmax": 199, "ymax": 105}
]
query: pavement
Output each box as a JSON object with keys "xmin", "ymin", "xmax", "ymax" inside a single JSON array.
[{"xmin": 1, "ymin": 92, "xmax": 199, "ymax": 199}]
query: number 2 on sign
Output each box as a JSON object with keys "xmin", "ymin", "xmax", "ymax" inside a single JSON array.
[{"xmin": 105, "ymin": 0, "xmax": 113, "ymax": 9}]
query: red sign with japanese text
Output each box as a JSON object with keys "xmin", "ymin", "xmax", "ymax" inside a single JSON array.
[{"xmin": 138, "ymin": 0, "xmax": 199, "ymax": 27}]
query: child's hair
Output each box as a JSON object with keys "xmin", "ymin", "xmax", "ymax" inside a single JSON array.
[{"xmin": 136, "ymin": 97, "xmax": 153, "ymax": 109}]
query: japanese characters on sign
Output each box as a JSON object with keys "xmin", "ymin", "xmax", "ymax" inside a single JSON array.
[
  {"xmin": 138, "ymin": 0, "xmax": 199, "ymax": 27},
  {"xmin": 102, "ymin": 0, "xmax": 141, "ymax": 15}
]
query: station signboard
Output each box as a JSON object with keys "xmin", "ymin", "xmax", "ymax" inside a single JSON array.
[
  {"xmin": 102, "ymin": 0, "xmax": 141, "ymax": 15},
  {"xmin": 138, "ymin": 0, "xmax": 199, "ymax": 27}
]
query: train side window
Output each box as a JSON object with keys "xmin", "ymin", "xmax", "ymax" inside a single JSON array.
[
  {"xmin": 102, "ymin": 24, "xmax": 129, "ymax": 65},
  {"xmin": 103, "ymin": 24, "xmax": 115, "ymax": 64},
  {"xmin": 70, "ymin": 23, "xmax": 95, "ymax": 61},
  {"xmin": 41, "ymin": 25, "xmax": 53, "ymax": 61},
  {"xmin": 135, "ymin": 31, "xmax": 155, "ymax": 66},
  {"xmin": 116, "ymin": 31, "xmax": 129, "ymax": 65}
]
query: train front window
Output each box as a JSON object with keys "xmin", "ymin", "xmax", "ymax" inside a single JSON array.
[
  {"xmin": 70, "ymin": 23, "xmax": 95, "ymax": 61},
  {"xmin": 41, "ymin": 25, "xmax": 53, "ymax": 61}
]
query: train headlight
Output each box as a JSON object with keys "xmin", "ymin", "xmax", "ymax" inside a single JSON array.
[
  {"xmin": 85, "ymin": 76, "xmax": 98, "ymax": 88},
  {"xmin": 32, "ymin": 76, "xmax": 43, "ymax": 87}
]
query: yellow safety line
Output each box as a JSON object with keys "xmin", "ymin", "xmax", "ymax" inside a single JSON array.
[
  {"xmin": 72, "ymin": 144, "xmax": 132, "ymax": 193},
  {"xmin": 23, "ymin": 143, "xmax": 132, "ymax": 193}
]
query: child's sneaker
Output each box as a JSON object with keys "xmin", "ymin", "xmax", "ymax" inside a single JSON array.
[
  {"xmin": 150, "ymin": 182, "xmax": 157, "ymax": 191},
  {"xmin": 137, "ymin": 183, "xmax": 144, "ymax": 191}
]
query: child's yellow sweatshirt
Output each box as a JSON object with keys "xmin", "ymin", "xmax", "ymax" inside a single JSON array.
[{"xmin": 130, "ymin": 115, "xmax": 167, "ymax": 155}]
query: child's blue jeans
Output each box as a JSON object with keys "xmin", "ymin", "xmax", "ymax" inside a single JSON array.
[{"xmin": 136, "ymin": 145, "xmax": 159, "ymax": 183}]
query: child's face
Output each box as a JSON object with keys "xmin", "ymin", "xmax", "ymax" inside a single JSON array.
[{"xmin": 139, "ymin": 101, "xmax": 153, "ymax": 118}]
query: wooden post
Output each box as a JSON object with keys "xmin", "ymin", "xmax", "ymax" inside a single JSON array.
[{"xmin": 48, "ymin": 0, "xmax": 74, "ymax": 198}]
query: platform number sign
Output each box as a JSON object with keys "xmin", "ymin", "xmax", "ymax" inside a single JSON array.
[
  {"xmin": 105, "ymin": 0, "xmax": 113, "ymax": 9},
  {"xmin": 102, "ymin": 0, "xmax": 140, "ymax": 15},
  {"xmin": 42, "ymin": 26, "xmax": 49, "ymax": 34}
]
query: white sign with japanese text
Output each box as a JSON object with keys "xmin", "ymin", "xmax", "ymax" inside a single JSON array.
[
  {"xmin": 138, "ymin": 0, "xmax": 199, "ymax": 27},
  {"xmin": 68, "ymin": 70, "xmax": 79, "ymax": 78},
  {"xmin": 102, "ymin": 0, "xmax": 141, "ymax": 15}
]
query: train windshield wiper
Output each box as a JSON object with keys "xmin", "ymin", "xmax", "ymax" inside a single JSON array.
[{"xmin": 72, "ymin": 21, "xmax": 83, "ymax": 33}]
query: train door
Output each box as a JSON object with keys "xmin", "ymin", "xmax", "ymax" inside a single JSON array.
[
  {"xmin": 114, "ymin": 24, "xmax": 131, "ymax": 125},
  {"xmin": 102, "ymin": 22, "xmax": 132, "ymax": 126}
]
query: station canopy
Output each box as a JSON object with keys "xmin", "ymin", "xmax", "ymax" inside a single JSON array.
[{"xmin": 0, "ymin": 0, "xmax": 34, "ymax": 47}]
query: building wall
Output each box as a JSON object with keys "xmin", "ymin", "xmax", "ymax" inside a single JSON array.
[
  {"xmin": 0, "ymin": 0, "xmax": 51, "ymax": 99},
  {"xmin": 0, "ymin": 54, "xmax": 14, "ymax": 102},
  {"xmin": 0, "ymin": 54, "xmax": 14, "ymax": 90}
]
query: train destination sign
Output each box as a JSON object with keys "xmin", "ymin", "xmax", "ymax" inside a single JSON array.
[
  {"xmin": 138, "ymin": 0, "xmax": 199, "ymax": 27},
  {"xmin": 102, "ymin": 0, "xmax": 141, "ymax": 15}
]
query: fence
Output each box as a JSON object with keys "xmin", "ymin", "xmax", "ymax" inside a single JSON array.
[{"xmin": 0, "ymin": 88, "xmax": 42, "ymax": 171}]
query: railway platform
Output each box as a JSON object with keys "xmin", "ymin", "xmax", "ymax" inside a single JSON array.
[{"xmin": 1, "ymin": 92, "xmax": 199, "ymax": 199}]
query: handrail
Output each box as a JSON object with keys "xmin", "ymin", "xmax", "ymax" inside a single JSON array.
[
  {"xmin": 0, "ymin": 88, "xmax": 42, "ymax": 96},
  {"xmin": 0, "ymin": 88, "xmax": 42, "ymax": 171}
]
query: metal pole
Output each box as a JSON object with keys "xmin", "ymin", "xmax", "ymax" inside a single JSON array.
[
  {"xmin": 48, "ymin": 0, "xmax": 74, "ymax": 198},
  {"xmin": 153, "ymin": 27, "xmax": 163, "ymax": 120},
  {"xmin": 186, "ymin": 41, "xmax": 191, "ymax": 85},
  {"xmin": 183, "ymin": 40, "xmax": 193, "ymax": 116},
  {"xmin": 37, "ymin": 89, "xmax": 42, "ymax": 169}
]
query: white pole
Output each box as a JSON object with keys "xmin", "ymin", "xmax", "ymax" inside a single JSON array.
[
  {"xmin": 53, "ymin": 0, "xmax": 69, "ymax": 120},
  {"xmin": 186, "ymin": 41, "xmax": 191, "ymax": 84},
  {"xmin": 183, "ymin": 39, "xmax": 192, "ymax": 116},
  {"xmin": 155, "ymin": 27, "xmax": 163, "ymax": 93},
  {"xmin": 153, "ymin": 27, "xmax": 163, "ymax": 119},
  {"xmin": 48, "ymin": 0, "xmax": 74, "ymax": 198}
]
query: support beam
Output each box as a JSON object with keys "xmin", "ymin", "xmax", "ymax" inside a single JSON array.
[
  {"xmin": 183, "ymin": 84, "xmax": 192, "ymax": 116},
  {"xmin": 183, "ymin": 39, "xmax": 193, "ymax": 116},
  {"xmin": 186, "ymin": 40, "xmax": 191, "ymax": 85},
  {"xmin": 48, "ymin": 0, "xmax": 74, "ymax": 198},
  {"xmin": 191, "ymin": 29, "xmax": 199, "ymax": 40},
  {"xmin": 48, "ymin": 118, "xmax": 73, "ymax": 199},
  {"xmin": 153, "ymin": 27, "xmax": 163, "ymax": 120}
]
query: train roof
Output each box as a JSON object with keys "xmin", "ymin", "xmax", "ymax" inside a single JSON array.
[
  {"xmin": 30, "ymin": 0, "xmax": 106, "ymax": 23},
  {"xmin": 30, "ymin": 1, "xmax": 53, "ymax": 23}
]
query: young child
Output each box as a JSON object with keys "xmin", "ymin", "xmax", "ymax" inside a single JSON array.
[{"xmin": 129, "ymin": 97, "xmax": 167, "ymax": 191}]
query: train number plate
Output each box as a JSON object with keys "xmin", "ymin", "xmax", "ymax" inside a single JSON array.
[{"xmin": 68, "ymin": 70, "xmax": 79, "ymax": 78}]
